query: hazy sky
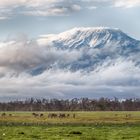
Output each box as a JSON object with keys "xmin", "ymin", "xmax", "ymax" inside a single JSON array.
[{"xmin": 0, "ymin": 0, "xmax": 140, "ymax": 40}]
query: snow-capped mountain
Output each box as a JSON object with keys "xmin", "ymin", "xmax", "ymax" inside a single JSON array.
[
  {"xmin": 36, "ymin": 27, "xmax": 140, "ymax": 72},
  {"xmin": 38, "ymin": 27, "xmax": 140, "ymax": 51},
  {"xmin": 0, "ymin": 27, "xmax": 140, "ymax": 99}
]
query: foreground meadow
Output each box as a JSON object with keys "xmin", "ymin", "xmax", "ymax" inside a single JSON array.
[
  {"xmin": 0, "ymin": 124, "xmax": 140, "ymax": 140},
  {"xmin": 0, "ymin": 112, "xmax": 140, "ymax": 140}
]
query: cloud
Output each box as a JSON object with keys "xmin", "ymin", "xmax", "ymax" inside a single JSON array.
[
  {"xmin": 114, "ymin": 0, "xmax": 140, "ymax": 8},
  {"xmin": 0, "ymin": 58, "xmax": 140, "ymax": 100},
  {"xmin": 0, "ymin": 36, "xmax": 81, "ymax": 75},
  {"xmin": 0, "ymin": 8, "xmax": 14, "ymax": 20},
  {"xmin": 0, "ymin": 0, "xmax": 26, "ymax": 7},
  {"xmin": 87, "ymin": 6, "xmax": 97, "ymax": 10},
  {"xmin": 82, "ymin": 0, "xmax": 140, "ymax": 8},
  {"xmin": 0, "ymin": 0, "xmax": 139, "ymax": 19},
  {"xmin": 23, "ymin": 8, "xmax": 69, "ymax": 17},
  {"xmin": 23, "ymin": 4, "xmax": 82, "ymax": 17},
  {"xmin": 0, "ymin": 0, "xmax": 82, "ymax": 19},
  {"xmin": 0, "ymin": 35, "xmax": 140, "ymax": 101}
]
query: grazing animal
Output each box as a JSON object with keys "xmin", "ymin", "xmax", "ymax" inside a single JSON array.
[
  {"xmin": 1, "ymin": 113, "xmax": 6, "ymax": 117},
  {"xmin": 32, "ymin": 113, "xmax": 39, "ymax": 117},
  {"xmin": 73, "ymin": 114, "xmax": 76, "ymax": 118},
  {"xmin": 40, "ymin": 113, "xmax": 44, "ymax": 117},
  {"xmin": 67, "ymin": 114, "xmax": 70, "ymax": 118},
  {"xmin": 48, "ymin": 113, "xmax": 57, "ymax": 118},
  {"xmin": 9, "ymin": 114, "xmax": 12, "ymax": 116},
  {"xmin": 59, "ymin": 113, "xmax": 66, "ymax": 118}
]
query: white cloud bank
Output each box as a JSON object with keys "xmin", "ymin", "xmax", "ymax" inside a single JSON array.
[
  {"xmin": 0, "ymin": 0, "xmax": 139, "ymax": 19},
  {"xmin": 0, "ymin": 36, "xmax": 140, "ymax": 101}
]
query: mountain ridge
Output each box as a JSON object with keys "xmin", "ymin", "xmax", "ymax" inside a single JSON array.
[
  {"xmin": 35, "ymin": 27, "xmax": 140, "ymax": 73},
  {"xmin": 38, "ymin": 27, "xmax": 140, "ymax": 50},
  {"xmin": 0, "ymin": 27, "xmax": 140, "ymax": 99}
]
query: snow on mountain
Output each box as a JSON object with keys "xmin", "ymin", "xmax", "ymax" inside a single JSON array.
[
  {"xmin": 36, "ymin": 27, "xmax": 140, "ymax": 72},
  {"xmin": 0, "ymin": 27, "xmax": 140, "ymax": 99},
  {"xmin": 38, "ymin": 27, "xmax": 140, "ymax": 51},
  {"xmin": 1, "ymin": 27, "xmax": 139, "ymax": 75}
]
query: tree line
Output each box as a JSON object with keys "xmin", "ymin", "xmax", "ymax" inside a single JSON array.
[{"xmin": 0, "ymin": 98, "xmax": 140, "ymax": 111}]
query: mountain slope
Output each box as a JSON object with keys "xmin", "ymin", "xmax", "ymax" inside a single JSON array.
[
  {"xmin": 0, "ymin": 27, "xmax": 140, "ymax": 99},
  {"xmin": 38, "ymin": 27, "xmax": 140, "ymax": 51},
  {"xmin": 36, "ymin": 27, "xmax": 140, "ymax": 72}
]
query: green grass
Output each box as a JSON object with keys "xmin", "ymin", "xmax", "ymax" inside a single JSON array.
[
  {"xmin": 0, "ymin": 125, "xmax": 140, "ymax": 140},
  {"xmin": 0, "ymin": 111, "xmax": 140, "ymax": 140}
]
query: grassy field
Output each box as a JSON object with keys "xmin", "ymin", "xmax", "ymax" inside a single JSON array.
[
  {"xmin": 0, "ymin": 111, "xmax": 140, "ymax": 124},
  {"xmin": 0, "ymin": 124, "xmax": 140, "ymax": 140},
  {"xmin": 0, "ymin": 111, "xmax": 140, "ymax": 140}
]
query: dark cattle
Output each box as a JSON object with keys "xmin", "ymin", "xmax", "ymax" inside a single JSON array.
[
  {"xmin": 40, "ymin": 113, "xmax": 44, "ymax": 117},
  {"xmin": 9, "ymin": 114, "xmax": 12, "ymax": 116},
  {"xmin": 67, "ymin": 114, "xmax": 70, "ymax": 118},
  {"xmin": 32, "ymin": 113, "xmax": 35, "ymax": 116},
  {"xmin": 48, "ymin": 113, "xmax": 57, "ymax": 118},
  {"xmin": 73, "ymin": 114, "xmax": 76, "ymax": 118},
  {"xmin": 59, "ymin": 113, "xmax": 66, "ymax": 118},
  {"xmin": 1, "ymin": 113, "xmax": 6, "ymax": 117},
  {"xmin": 32, "ymin": 113, "xmax": 39, "ymax": 117}
]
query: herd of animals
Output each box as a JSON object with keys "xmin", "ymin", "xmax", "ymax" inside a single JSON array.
[
  {"xmin": 0, "ymin": 112, "xmax": 133, "ymax": 119},
  {"xmin": 32, "ymin": 113, "xmax": 76, "ymax": 118},
  {"xmin": 0, "ymin": 112, "xmax": 76, "ymax": 119}
]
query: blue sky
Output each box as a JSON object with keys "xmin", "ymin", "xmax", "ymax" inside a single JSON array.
[{"xmin": 0, "ymin": 0, "xmax": 140, "ymax": 40}]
